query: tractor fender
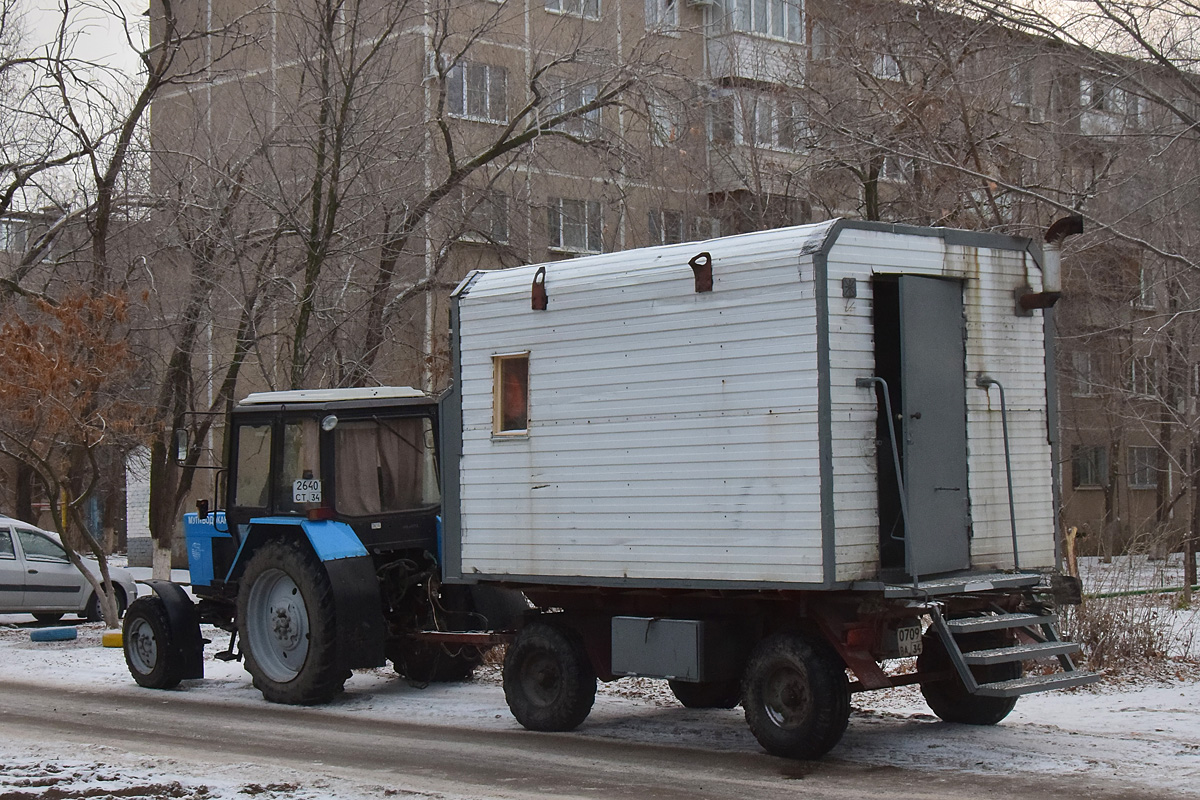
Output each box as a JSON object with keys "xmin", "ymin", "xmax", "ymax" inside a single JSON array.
[
  {"xmin": 141, "ymin": 579, "xmax": 205, "ymax": 680},
  {"xmin": 228, "ymin": 518, "xmax": 385, "ymax": 670}
]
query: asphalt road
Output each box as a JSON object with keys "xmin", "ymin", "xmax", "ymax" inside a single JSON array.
[{"xmin": 0, "ymin": 680, "xmax": 1165, "ymax": 800}]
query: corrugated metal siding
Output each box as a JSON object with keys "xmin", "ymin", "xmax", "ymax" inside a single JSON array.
[
  {"xmin": 456, "ymin": 226, "xmax": 830, "ymax": 583},
  {"xmin": 454, "ymin": 222, "xmax": 1057, "ymax": 588},
  {"xmin": 826, "ymin": 231, "xmax": 1055, "ymax": 581}
]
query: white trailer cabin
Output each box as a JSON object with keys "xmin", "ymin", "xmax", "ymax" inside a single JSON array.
[{"xmin": 441, "ymin": 220, "xmax": 1058, "ymax": 592}]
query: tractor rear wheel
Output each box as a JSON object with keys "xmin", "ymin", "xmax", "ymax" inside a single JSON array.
[{"xmin": 238, "ymin": 540, "xmax": 348, "ymax": 705}]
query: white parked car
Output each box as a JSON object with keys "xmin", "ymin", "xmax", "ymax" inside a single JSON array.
[{"xmin": 0, "ymin": 515, "xmax": 138, "ymax": 622}]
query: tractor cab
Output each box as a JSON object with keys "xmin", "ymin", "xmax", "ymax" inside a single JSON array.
[{"xmin": 200, "ymin": 387, "xmax": 442, "ymax": 590}]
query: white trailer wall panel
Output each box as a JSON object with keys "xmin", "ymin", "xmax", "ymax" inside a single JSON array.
[
  {"xmin": 454, "ymin": 226, "xmax": 830, "ymax": 584},
  {"xmin": 447, "ymin": 221, "xmax": 1058, "ymax": 588}
]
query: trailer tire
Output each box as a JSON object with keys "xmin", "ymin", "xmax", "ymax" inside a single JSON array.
[
  {"xmin": 668, "ymin": 679, "xmax": 741, "ymax": 709},
  {"xmin": 742, "ymin": 632, "xmax": 850, "ymax": 760},
  {"xmin": 504, "ymin": 619, "xmax": 596, "ymax": 732},
  {"xmin": 918, "ymin": 631, "xmax": 1019, "ymax": 725},
  {"xmin": 238, "ymin": 540, "xmax": 348, "ymax": 705},
  {"xmin": 123, "ymin": 596, "xmax": 184, "ymax": 690}
]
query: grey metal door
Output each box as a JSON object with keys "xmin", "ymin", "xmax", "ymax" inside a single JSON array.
[{"xmin": 899, "ymin": 276, "xmax": 971, "ymax": 576}]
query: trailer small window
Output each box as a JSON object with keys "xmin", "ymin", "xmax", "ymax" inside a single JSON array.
[{"xmin": 494, "ymin": 354, "xmax": 529, "ymax": 434}]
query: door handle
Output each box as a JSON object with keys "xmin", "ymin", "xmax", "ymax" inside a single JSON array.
[{"xmin": 27, "ymin": 569, "xmax": 38, "ymax": 574}]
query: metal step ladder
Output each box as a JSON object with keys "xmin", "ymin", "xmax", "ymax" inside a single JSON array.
[{"xmin": 929, "ymin": 606, "xmax": 1101, "ymax": 698}]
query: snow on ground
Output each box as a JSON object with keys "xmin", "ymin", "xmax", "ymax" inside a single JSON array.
[
  {"xmin": 1, "ymin": 615, "xmax": 1199, "ymax": 798},
  {"xmin": 1, "ymin": 556, "xmax": 1198, "ymax": 797}
]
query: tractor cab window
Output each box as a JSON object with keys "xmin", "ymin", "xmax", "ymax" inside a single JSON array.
[
  {"xmin": 334, "ymin": 417, "xmax": 440, "ymax": 516},
  {"xmin": 277, "ymin": 418, "xmax": 322, "ymax": 513},
  {"xmin": 233, "ymin": 423, "xmax": 272, "ymax": 508}
]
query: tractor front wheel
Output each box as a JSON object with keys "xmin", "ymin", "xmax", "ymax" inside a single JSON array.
[{"xmin": 123, "ymin": 596, "xmax": 184, "ymax": 690}]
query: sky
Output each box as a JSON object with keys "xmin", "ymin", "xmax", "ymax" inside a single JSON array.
[{"xmin": 22, "ymin": 0, "xmax": 144, "ymax": 75}]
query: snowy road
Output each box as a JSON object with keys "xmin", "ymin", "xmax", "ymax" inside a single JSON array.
[
  {"xmin": 0, "ymin": 678, "xmax": 1176, "ymax": 800},
  {"xmin": 2, "ymin": 617, "xmax": 1199, "ymax": 798}
]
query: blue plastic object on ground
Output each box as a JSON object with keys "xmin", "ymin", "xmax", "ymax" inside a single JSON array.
[{"xmin": 30, "ymin": 626, "xmax": 77, "ymax": 642}]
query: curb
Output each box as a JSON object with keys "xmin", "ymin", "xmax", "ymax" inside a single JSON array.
[{"xmin": 102, "ymin": 631, "xmax": 124, "ymax": 648}]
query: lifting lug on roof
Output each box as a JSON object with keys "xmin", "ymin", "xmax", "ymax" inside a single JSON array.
[
  {"xmin": 689, "ymin": 251, "xmax": 713, "ymax": 293},
  {"xmin": 532, "ymin": 266, "xmax": 548, "ymax": 310}
]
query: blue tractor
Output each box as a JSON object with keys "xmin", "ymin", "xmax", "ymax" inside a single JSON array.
[{"xmin": 122, "ymin": 387, "xmax": 523, "ymax": 704}]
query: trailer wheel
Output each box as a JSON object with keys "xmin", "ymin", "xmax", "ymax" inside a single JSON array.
[
  {"xmin": 918, "ymin": 631, "xmax": 1019, "ymax": 725},
  {"xmin": 238, "ymin": 540, "xmax": 348, "ymax": 705},
  {"xmin": 503, "ymin": 619, "xmax": 596, "ymax": 731},
  {"xmin": 123, "ymin": 596, "xmax": 184, "ymax": 690},
  {"xmin": 668, "ymin": 679, "xmax": 741, "ymax": 709},
  {"xmin": 742, "ymin": 632, "xmax": 850, "ymax": 759}
]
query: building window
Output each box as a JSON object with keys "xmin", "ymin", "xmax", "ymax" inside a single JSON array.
[
  {"xmin": 810, "ymin": 18, "xmax": 833, "ymax": 59},
  {"xmin": 724, "ymin": 0, "xmax": 804, "ymax": 42},
  {"xmin": 1010, "ymin": 64, "xmax": 1034, "ymax": 107},
  {"xmin": 1072, "ymin": 445, "xmax": 1106, "ymax": 488},
  {"xmin": 460, "ymin": 189, "xmax": 510, "ymax": 244},
  {"xmin": 709, "ymin": 92, "xmax": 806, "ymax": 151},
  {"xmin": 447, "ymin": 62, "xmax": 508, "ymax": 123},
  {"xmin": 710, "ymin": 93, "xmax": 736, "ymax": 144},
  {"xmin": 1129, "ymin": 354, "xmax": 1156, "ymax": 397},
  {"xmin": 1072, "ymin": 351, "xmax": 1100, "ymax": 397},
  {"xmin": 545, "ymin": 0, "xmax": 600, "ymax": 20},
  {"xmin": 871, "ymin": 53, "xmax": 902, "ymax": 81},
  {"xmin": 1127, "ymin": 446, "xmax": 1158, "ymax": 489},
  {"xmin": 0, "ymin": 218, "xmax": 27, "ymax": 253},
  {"xmin": 648, "ymin": 209, "xmax": 685, "ymax": 245},
  {"xmin": 646, "ymin": 0, "xmax": 676, "ymax": 29},
  {"xmin": 553, "ymin": 82, "xmax": 601, "ymax": 138},
  {"xmin": 548, "ymin": 197, "xmax": 602, "ymax": 253},
  {"xmin": 648, "ymin": 95, "xmax": 682, "ymax": 146},
  {"xmin": 494, "ymin": 353, "xmax": 530, "ymax": 435},
  {"xmin": 879, "ymin": 154, "xmax": 914, "ymax": 183},
  {"xmin": 1134, "ymin": 265, "xmax": 1154, "ymax": 309}
]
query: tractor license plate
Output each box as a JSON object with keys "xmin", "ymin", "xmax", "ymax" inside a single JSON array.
[
  {"xmin": 897, "ymin": 625, "xmax": 923, "ymax": 657},
  {"xmin": 293, "ymin": 479, "xmax": 322, "ymax": 503}
]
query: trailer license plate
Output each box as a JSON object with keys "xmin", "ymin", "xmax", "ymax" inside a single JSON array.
[{"xmin": 897, "ymin": 625, "xmax": 923, "ymax": 657}]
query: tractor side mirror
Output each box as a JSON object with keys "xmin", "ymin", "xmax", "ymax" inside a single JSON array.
[{"xmin": 174, "ymin": 428, "xmax": 190, "ymax": 463}]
